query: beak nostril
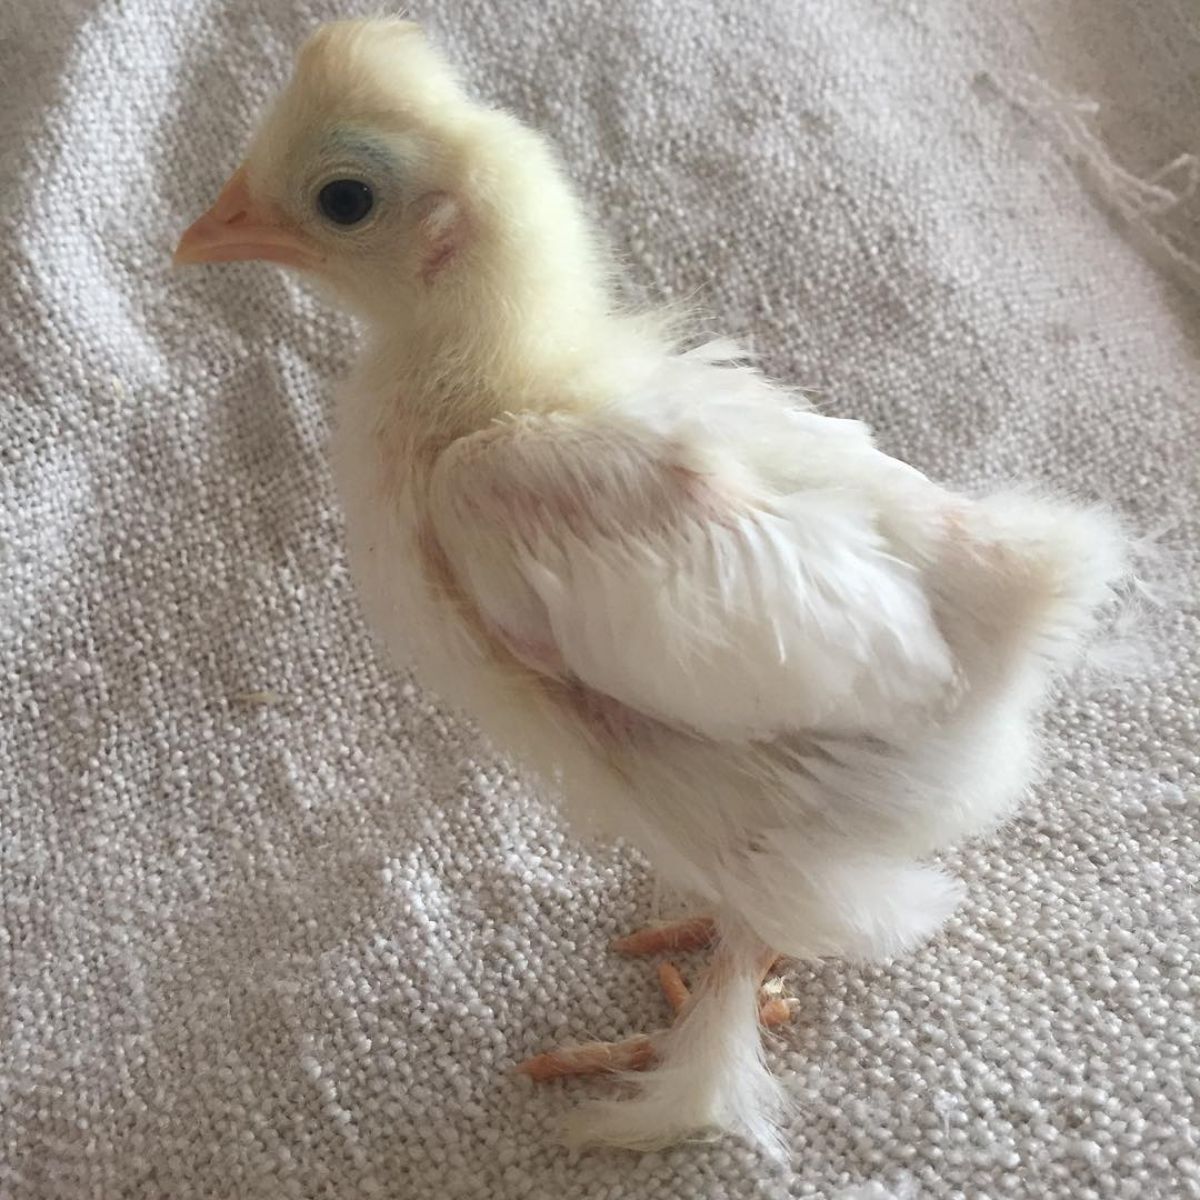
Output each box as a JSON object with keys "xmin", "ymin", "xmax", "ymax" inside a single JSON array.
[{"xmin": 174, "ymin": 164, "xmax": 314, "ymax": 268}]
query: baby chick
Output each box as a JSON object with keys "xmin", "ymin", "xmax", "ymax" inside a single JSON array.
[{"xmin": 175, "ymin": 20, "xmax": 1129, "ymax": 1153}]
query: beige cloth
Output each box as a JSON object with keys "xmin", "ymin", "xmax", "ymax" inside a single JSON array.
[{"xmin": 1, "ymin": 1, "xmax": 1196, "ymax": 1196}]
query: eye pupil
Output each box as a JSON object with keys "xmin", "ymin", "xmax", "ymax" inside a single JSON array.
[{"xmin": 318, "ymin": 179, "xmax": 373, "ymax": 226}]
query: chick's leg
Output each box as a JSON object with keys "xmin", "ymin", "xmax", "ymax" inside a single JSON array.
[
  {"xmin": 515, "ymin": 921, "xmax": 794, "ymax": 1082},
  {"xmin": 560, "ymin": 931, "xmax": 791, "ymax": 1151}
]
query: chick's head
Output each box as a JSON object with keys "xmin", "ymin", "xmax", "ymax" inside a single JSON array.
[{"xmin": 175, "ymin": 20, "xmax": 496, "ymax": 318}]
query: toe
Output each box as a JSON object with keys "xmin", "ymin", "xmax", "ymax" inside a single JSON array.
[
  {"xmin": 657, "ymin": 961, "xmax": 690, "ymax": 1016},
  {"xmin": 758, "ymin": 996, "xmax": 797, "ymax": 1027},
  {"xmin": 516, "ymin": 1035, "xmax": 656, "ymax": 1081},
  {"xmin": 610, "ymin": 917, "xmax": 716, "ymax": 956}
]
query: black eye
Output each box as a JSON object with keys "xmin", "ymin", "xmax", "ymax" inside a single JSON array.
[{"xmin": 317, "ymin": 179, "xmax": 374, "ymax": 226}]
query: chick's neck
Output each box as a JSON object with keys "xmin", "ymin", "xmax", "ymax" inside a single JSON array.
[
  {"xmin": 359, "ymin": 150, "xmax": 629, "ymax": 440},
  {"xmin": 363, "ymin": 293, "xmax": 614, "ymax": 441}
]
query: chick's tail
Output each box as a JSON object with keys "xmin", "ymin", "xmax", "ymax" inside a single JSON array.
[
  {"xmin": 936, "ymin": 491, "xmax": 1134, "ymax": 692},
  {"xmin": 565, "ymin": 926, "xmax": 787, "ymax": 1157}
]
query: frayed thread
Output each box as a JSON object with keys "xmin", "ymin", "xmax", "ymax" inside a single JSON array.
[
  {"xmin": 983, "ymin": 69, "xmax": 1200, "ymax": 290},
  {"xmin": 830, "ymin": 1174, "xmax": 919, "ymax": 1200}
]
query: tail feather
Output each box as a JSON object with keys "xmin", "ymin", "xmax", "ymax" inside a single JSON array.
[
  {"xmin": 978, "ymin": 495, "xmax": 1130, "ymax": 665},
  {"xmin": 935, "ymin": 491, "xmax": 1133, "ymax": 695}
]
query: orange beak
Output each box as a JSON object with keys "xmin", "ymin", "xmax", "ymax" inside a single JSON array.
[{"xmin": 173, "ymin": 166, "xmax": 321, "ymax": 270}]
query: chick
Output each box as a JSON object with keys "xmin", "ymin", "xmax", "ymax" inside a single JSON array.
[{"xmin": 175, "ymin": 20, "xmax": 1129, "ymax": 1153}]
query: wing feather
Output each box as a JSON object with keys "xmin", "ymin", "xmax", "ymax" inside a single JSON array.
[{"xmin": 428, "ymin": 414, "xmax": 956, "ymax": 741}]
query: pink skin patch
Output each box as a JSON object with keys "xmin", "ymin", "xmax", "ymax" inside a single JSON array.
[
  {"xmin": 413, "ymin": 191, "xmax": 465, "ymax": 285},
  {"xmin": 463, "ymin": 452, "xmax": 722, "ymax": 546},
  {"xmin": 494, "ymin": 626, "xmax": 565, "ymax": 675},
  {"xmin": 563, "ymin": 679, "xmax": 659, "ymax": 748},
  {"xmin": 421, "ymin": 239, "xmax": 457, "ymax": 284},
  {"xmin": 475, "ymin": 479, "xmax": 590, "ymax": 539},
  {"xmin": 415, "ymin": 510, "xmax": 655, "ymax": 749}
]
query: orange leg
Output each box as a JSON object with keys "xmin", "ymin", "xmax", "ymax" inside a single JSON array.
[
  {"xmin": 610, "ymin": 916, "xmax": 716, "ymax": 956},
  {"xmin": 516, "ymin": 1035, "xmax": 655, "ymax": 1081},
  {"xmin": 658, "ymin": 961, "xmax": 690, "ymax": 1015}
]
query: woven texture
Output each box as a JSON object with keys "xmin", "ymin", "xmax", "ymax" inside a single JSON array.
[{"xmin": 2, "ymin": 2, "xmax": 1197, "ymax": 1197}]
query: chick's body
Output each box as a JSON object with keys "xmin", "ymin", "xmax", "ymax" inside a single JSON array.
[{"xmin": 176, "ymin": 19, "xmax": 1129, "ymax": 1153}]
